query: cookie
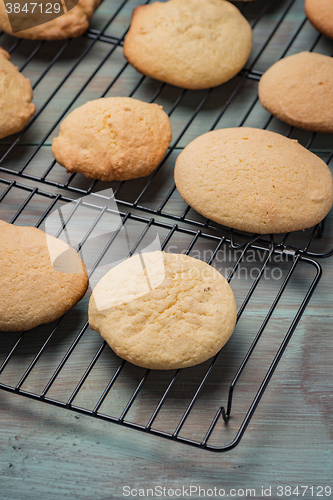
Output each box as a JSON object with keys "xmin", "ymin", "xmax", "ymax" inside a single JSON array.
[
  {"xmin": 305, "ymin": 0, "xmax": 333, "ymax": 40},
  {"xmin": 0, "ymin": 0, "xmax": 100, "ymax": 40},
  {"xmin": 0, "ymin": 48, "xmax": 36, "ymax": 140},
  {"xmin": 89, "ymin": 251, "xmax": 237, "ymax": 370},
  {"xmin": 123, "ymin": 0, "xmax": 252, "ymax": 89},
  {"xmin": 52, "ymin": 97, "xmax": 172, "ymax": 182},
  {"xmin": 0, "ymin": 221, "xmax": 89, "ymax": 332},
  {"xmin": 258, "ymin": 52, "xmax": 333, "ymax": 134},
  {"xmin": 174, "ymin": 127, "xmax": 333, "ymax": 234}
]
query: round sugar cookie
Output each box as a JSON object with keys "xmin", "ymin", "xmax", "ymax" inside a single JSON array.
[
  {"xmin": 0, "ymin": 0, "xmax": 100, "ymax": 40},
  {"xmin": 89, "ymin": 252, "xmax": 237, "ymax": 370},
  {"xmin": 259, "ymin": 52, "xmax": 333, "ymax": 133},
  {"xmin": 305, "ymin": 0, "xmax": 333, "ymax": 40},
  {"xmin": 52, "ymin": 97, "xmax": 172, "ymax": 182},
  {"xmin": 174, "ymin": 127, "xmax": 333, "ymax": 234},
  {"xmin": 0, "ymin": 221, "xmax": 89, "ymax": 332},
  {"xmin": 0, "ymin": 48, "xmax": 35, "ymax": 140},
  {"xmin": 123, "ymin": 0, "xmax": 252, "ymax": 89}
]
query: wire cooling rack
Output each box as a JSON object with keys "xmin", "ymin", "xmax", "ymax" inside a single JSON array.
[
  {"xmin": 0, "ymin": 0, "xmax": 332, "ymax": 450},
  {"xmin": 0, "ymin": 0, "xmax": 333, "ymax": 256},
  {"xmin": 0, "ymin": 183, "xmax": 322, "ymax": 451}
]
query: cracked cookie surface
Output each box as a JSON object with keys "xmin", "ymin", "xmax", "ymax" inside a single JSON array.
[
  {"xmin": 52, "ymin": 97, "xmax": 172, "ymax": 181},
  {"xmin": 89, "ymin": 252, "xmax": 237, "ymax": 369},
  {"xmin": 0, "ymin": 221, "xmax": 88, "ymax": 331}
]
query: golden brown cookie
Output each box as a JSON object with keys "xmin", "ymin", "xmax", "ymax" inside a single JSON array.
[
  {"xmin": 89, "ymin": 252, "xmax": 237, "ymax": 370},
  {"xmin": 123, "ymin": 0, "xmax": 252, "ymax": 89},
  {"xmin": 0, "ymin": 221, "xmax": 89, "ymax": 332},
  {"xmin": 258, "ymin": 52, "xmax": 333, "ymax": 133},
  {"xmin": 0, "ymin": 48, "xmax": 35, "ymax": 140},
  {"xmin": 52, "ymin": 97, "xmax": 172, "ymax": 182},
  {"xmin": 305, "ymin": 0, "xmax": 333, "ymax": 40},
  {"xmin": 0, "ymin": 0, "xmax": 100, "ymax": 40},
  {"xmin": 175, "ymin": 127, "xmax": 333, "ymax": 234}
]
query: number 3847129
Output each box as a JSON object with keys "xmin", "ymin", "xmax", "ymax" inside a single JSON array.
[{"xmin": 5, "ymin": 3, "xmax": 62, "ymax": 14}]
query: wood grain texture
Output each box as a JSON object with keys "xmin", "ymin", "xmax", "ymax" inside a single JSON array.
[{"xmin": 1, "ymin": 281, "xmax": 333, "ymax": 500}]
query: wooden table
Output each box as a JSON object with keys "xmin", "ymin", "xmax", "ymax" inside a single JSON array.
[{"xmin": 1, "ymin": 275, "xmax": 333, "ymax": 499}]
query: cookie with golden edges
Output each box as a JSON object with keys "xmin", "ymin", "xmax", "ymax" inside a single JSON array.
[
  {"xmin": 52, "ymin": 97, "xmax": 172, "ymax": 182},
  {"xmin": 124, "ymin": 0, "xmax": 252, "ymax": 89},
  {"xmin": 175, "ymin": 127, "xmax": 333, "ymax": 234},
  {"xmin": 0, "ymin": 221, "xmax": 88, "ymax": 332},
  {"xmin": 305, "ymin": 0, "xmax": 333, "ymax": 40},
  {"xmin": 259, "ymin": 52, "xmax": 333, "ymax": 133},
  {"xmin": 89, "ymin": 252, "xmax": 237, "ymax": 370},
  {"xmin": 0, "ymin": 48, "xmax": 35, "ymax": 140}
]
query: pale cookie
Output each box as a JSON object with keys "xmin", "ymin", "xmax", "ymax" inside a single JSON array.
[
  {"xmin": 175, "ymin": 127, "xmax": 333, "ymax": 234},
  {"xmin": 89, "ymin": 252, "xmax": 237, "ymax": 370},
  {"xmin": 0, "ymin": 221, "xmax": 89, "ymax": 332},
  {"xmin": 52, "ymin": 97, "xmax": 172, "ymax": 182},
  {"xmin": 259, "ymin": 52, "xmax": 333, "ymax": 134},
  {"xmin": 123, "ymin": 0, "xmax": 252, "ymax": 89},
  {"xmin": 305, "ymin": 0, "xmax": 333, "ymax": 40},
  {"xmin": 0, "ymin": 48, "xmax": 35, "ymax": 140},
  {"xmin": 0, "ymin": 0, "xmax": 100, "ymax": 40}
]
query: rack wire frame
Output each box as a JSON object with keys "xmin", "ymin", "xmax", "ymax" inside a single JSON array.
[
  {"xmin": 0, "ymin": 0, "xmax": 332, "ymax": 451},
  {"xmin": 0, "ymin": 0, "xmax": 332, "ymax": 257},
  {"xmin": 0, "ymin": 180, "xmax": 323, "ymax": 451}
]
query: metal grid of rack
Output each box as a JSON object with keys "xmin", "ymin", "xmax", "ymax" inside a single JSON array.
[
  {"xmin": 0, "ymin": 0, "xmax": 332, "ymax": 450},
  {"xmin": 0, "ymin": 0, "xmax": 333, "ymax": 255},
  {"xmin": 0, "ymin": 181, "xmax": 322, "ymax": 451}
]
